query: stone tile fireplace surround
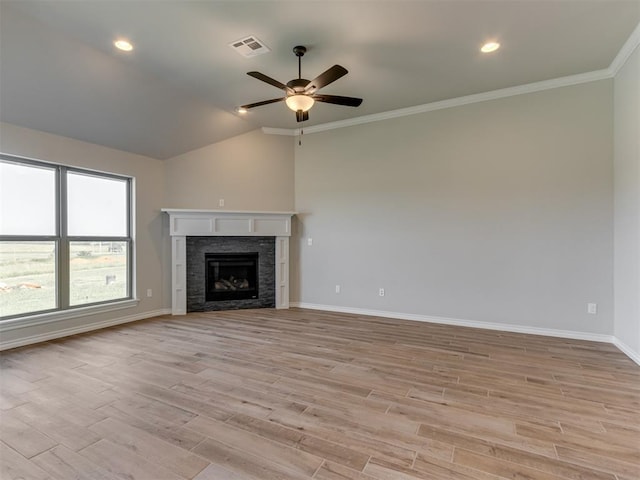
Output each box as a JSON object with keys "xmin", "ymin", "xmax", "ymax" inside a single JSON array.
[{"xmin": 162, "ymin": 209, "xmax": 295, "ymax": 315}]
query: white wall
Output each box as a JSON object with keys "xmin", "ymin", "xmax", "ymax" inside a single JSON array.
[
  {"xmin": 164, "ymin": 129, "xmax": 294, "ymax": 211},
  {"xmin": 613, "ymin": 46, "xmax": 640, "ymax": 360},
  {"xmin": 0, "ymin": 122, "xmax": 167, "ymax": 347},
  {"xmin": 294, "ymin": 80, "xmax": 614, "ymax": 337}
]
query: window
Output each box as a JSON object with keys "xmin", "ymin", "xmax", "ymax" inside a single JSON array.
[{"xmin": 0, "ymin": 155, "xmax": 133, "ymax": 319}]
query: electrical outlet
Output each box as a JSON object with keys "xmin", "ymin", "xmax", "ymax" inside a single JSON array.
[
  {"xmin": 587, "ymin": 303, "xmax": 597, "ymax": 314},
  {"xmin": 335, "ymin": 285, "xmax": 341, "ymax": 294},
  {"xmin": 307, "ymin": 238, "xmax": 313, "ymax": 246},
  {"xmin": 146, "ymin": 289, "xmax": 153, "ymax": 298},
  {"xmin": 218, "ymin": 198, "xmax": 225, "ymax": 207},
  {"xmin": 379, "ymin": 288, "xmax": 385, "ymax": 297}
]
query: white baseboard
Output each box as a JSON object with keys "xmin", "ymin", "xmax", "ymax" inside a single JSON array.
[
  {"xmin": 290, "ymin": 302, "xmax": 615, "ymax": 343},
  {"xmin": 0, "ymin": 308, "xmax": 171, "ymax": 351},
  {"xmin": 291, "ymin": 302, "xmax": 640, "ymax": 365},
  {"xmin": 612, "ymin": 337, "xmax": 640, "ymax": 366}
]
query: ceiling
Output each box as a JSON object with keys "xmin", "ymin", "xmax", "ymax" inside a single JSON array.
[{"xmin": 1, "ymin": 1, "xmax": 639, "ymax": 160}]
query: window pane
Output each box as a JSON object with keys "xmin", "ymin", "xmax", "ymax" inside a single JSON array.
[
  {"xmin": 67, "ymin": 172, "xmax": 127, "ymax": 237},
  {"xmin": 69, "ymin": 241, "xmax": 128, "ymax": 306},
  {"xmin": 0, "ymin": 161, "xmax": 56, "ymax": 235},
  {"xmin": 0, "ymin": 241, "xmax": 57, "ymax": 317}
]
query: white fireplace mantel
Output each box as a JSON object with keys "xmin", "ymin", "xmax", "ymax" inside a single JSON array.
[{"xmin": 162, "ymin": 209, "xmax": 296, "ymax": 315}]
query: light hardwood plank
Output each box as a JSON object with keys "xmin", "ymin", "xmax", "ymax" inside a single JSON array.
[
  {"xmin": 79, "ymin": 438, "xmax": 184, "ymax": 480},
  {"xmin": 89, "ymin": 417, "xmax": 209, "ymax": 478},
  {"xmin": 10, "ymin": 402, "xmax": 102, "ymax": 451},
  {"xmin": 31, "ymin": 445, "xmax": 119, "ymax": 480},
  {"xmin": 192, "ymin": 436, "xmax": 312, "ymax": 480},
  {"xmin": 0, "ymin": 441, "xmax": 52, "ymax": 480},
  {"xmin": 185, "ymin": 414, "xmax": 324, "ymax": 477},
  {"xmin": 0, "ymin": 412, "xmax": 57, "ymax": 458}
]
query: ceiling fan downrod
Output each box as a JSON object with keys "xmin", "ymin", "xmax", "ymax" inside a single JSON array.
[{"xmin": 293, "ymin": 45, "xmax": 306, "ymax": 80}]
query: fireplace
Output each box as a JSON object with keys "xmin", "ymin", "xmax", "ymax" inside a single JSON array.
[
  {"xmin": 162, "ymin": 209, "xmax": 294, "ymax": 314},
  {"xmin": 206, "ymin": 252, "xmax": 259, "ymax": 301}
]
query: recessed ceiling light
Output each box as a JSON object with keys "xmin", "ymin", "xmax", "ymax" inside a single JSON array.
[
  {"xmin": 114, "ymin": 39, "xmax": 133, "ymax": 52},
  {"xmin": 481, "ymin": 41, "xmax": 500, "ymax": 53},
  {"xmin": 236, "ymin": 107, "xmax": 248, "ymax": 114}
]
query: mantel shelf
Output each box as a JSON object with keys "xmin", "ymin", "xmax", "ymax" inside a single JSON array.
[
  {"xmin": 162, "ymin": 208, "xmax": 296, "ymax": 237},
  {"xmin": 161, "ymin": 208, "xmax": 297, "ymax": 216}
]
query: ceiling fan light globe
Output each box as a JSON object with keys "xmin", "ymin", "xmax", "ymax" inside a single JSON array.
[{"xmin": 286, "ymin": 94, "xmax": 314, "ymax": 112}]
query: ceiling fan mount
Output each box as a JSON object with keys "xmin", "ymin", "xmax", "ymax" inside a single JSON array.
[
  {"xmin": 292, "ymin": 45, "xmax": 307, "ymax": 57},
  {"xmin": 240, "ymin": 45, "xmax": 363, "ymax": 122}
]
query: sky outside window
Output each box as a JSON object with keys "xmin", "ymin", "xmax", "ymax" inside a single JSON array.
[
  {"xmin": 67, "ymin": 172, "xmax": 127, "ymax": 237},
  {"xmin": 0, "ymin": 162, "xmax": 56, "ymax": 235}
]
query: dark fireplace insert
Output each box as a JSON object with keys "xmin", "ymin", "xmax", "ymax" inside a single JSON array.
[{"xmin": 205, "ymin": 252, "xmax": 259, "ymax": 301}]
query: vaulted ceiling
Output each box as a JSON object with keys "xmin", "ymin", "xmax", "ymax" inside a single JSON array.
[{"xmin": 1, "ymin": 1, "xmax": 638, "ymax": 159}]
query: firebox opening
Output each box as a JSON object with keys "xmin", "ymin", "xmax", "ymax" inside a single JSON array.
[{"xmin": 205, "ymin": 252, "xmax": 259, "ymax": 301}]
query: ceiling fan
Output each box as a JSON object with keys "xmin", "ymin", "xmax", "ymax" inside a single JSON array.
[{"xmin": 240, "ymin": 46, "xmax": 363, "ymax": 122}]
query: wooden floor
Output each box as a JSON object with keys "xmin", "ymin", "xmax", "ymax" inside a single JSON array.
[{"xmin": 1, "ymin": 308, "xmax": 638, "ymax": 480}]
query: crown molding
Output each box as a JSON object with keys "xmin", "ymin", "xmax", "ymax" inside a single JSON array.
[
  {"xmin": 262, "ymin": 68, "xmax": 611, "ymax": 137},
  {"xmin": 609, "ymin": 21, "xmax": 640, "ymax": 76},
  {"xmin": 261, "ymin": 127, "xmax": 297, "ymax": 136},
  {"xmin": 263, "ymin": 21, "xmax": 640, "ymax": 138}
]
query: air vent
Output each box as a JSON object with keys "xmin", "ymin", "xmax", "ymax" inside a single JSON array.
[{"xmin": 228, "ymin": 36, "xmax": 271, "ymax": 58}]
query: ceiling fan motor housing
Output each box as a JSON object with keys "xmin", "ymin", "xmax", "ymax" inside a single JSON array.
[{"xmin": 287, "ymin": 78, "xmax": 311, "ymax": 92}]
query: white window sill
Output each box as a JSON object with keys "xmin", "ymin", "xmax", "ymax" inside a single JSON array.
[{"xmin": 0, "ymin": 298, "xmax": 140, "ymax": 332}]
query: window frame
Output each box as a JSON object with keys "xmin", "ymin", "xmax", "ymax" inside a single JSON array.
[{"xmin": 0, "ymin": 153, "xmax": 136, "ymax": 322}]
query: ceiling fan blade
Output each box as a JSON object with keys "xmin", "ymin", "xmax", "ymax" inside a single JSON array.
[
  {"xmin": 240, "ymin": 97, "xmax": 285, "ymax": 109},
  {"xmin": 295, "ymin": 110, "xmax": 309, "ymax": 122},
  {"xmin": 247, "ymin": 71, "xmax": 293, "ymax": 93},
  {"xmin": 304, "ymin": 65, "xmax": 348, "ymax": 93},
  {"xmin": 312, "ymin": 94, "xmax": 363, "ymax": 107}
]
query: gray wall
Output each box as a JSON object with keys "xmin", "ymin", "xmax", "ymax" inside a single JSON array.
[
  {"xmin": 294, "ymin": 80, "xmax": 614, "ymax": 334},
  {"xmin": 614, "ymin": 46, "xmax": 640, "ymax": 356}
]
